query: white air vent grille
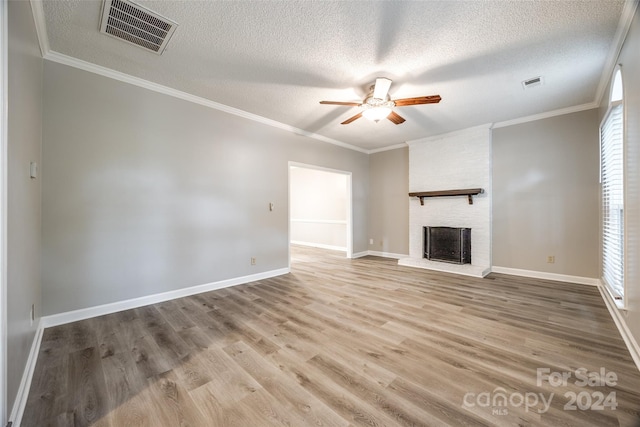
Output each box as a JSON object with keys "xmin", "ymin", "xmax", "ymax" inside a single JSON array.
[
  {"xmin": 522, "ymin": 76, "xmax": 544, "ymax": 89},
  {"xmin": 100, "ymin": 0, "xmax": 178, "ymax": 54}
]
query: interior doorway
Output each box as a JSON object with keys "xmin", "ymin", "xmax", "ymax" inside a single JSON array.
[{"xmin": 288, "ymin": 162, "xmax": 352, "ymax": 266}]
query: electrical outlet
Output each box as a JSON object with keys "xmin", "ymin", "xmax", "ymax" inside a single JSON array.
[
  {"xmin": 369, "ymin": 238, "xmax": 373, "ymax": 245},
  {"xmin": 251, "ymin": 257, "xmax": 256, "ymax": 265},
  {"xmin": 547, "ymin": 255, "xmax": 555, "ymax": 264}
]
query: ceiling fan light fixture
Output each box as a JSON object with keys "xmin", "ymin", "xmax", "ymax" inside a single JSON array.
[
  {"xmin": 362, "ymin": 97, "xmax": 395, "ymax": 122},
  {"xmin": 362, "ymin": 106, "xmax": 392, "ymax": 122}
]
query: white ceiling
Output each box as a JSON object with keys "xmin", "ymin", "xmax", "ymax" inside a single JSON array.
[{"xmin": 38, "ymin": 0, "xmax": 628, "ymax": 152}]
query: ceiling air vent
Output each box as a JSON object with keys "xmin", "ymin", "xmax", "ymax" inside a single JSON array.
[
  {"xmin": 522, "ymin": 76, "xmax": 544, "ymax": 89},
  {"xmin": 100, "ymin": 0, "xmax": 178, "ymax": 55}
]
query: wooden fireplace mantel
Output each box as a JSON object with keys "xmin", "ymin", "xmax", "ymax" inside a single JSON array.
[{"xmin": 409, "ymin": 188, "xmax": 484, "ymax": 205}]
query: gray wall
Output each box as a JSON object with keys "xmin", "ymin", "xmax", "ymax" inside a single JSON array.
[
  {"xmin": 599, "ymin": 7, "xmax": 640, "ymax": 354},
  {"xmin": 368, "ymin": 147, "xmax": 409, "ymax": 256},
  {"xmin": 492, "ymin": 110, "xmax": 600, "ymax": 277},
  {"xmin": 368, "ymin": 114, "xmax": 601, "ymax": 275},
  {"xmin": 41, "ymin": 61, "xmax": 369, "ymax": 315},
  {"xmin": 7, "ymin": 0, "xmax": 43, "ymax": 417}
]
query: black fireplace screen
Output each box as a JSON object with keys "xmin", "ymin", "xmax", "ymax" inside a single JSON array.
[{"xmin": 424, "ymin": 226, "xmax": 471, "ymax": 264}]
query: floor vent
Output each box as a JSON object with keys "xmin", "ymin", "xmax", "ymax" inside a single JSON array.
[
  {"xmin": 100, "ymin": 0, "xmax": 178, "ymax": 55},
  {"xmin": 522, "ymin": 76, "xmax": 544, "ymax": 89}
]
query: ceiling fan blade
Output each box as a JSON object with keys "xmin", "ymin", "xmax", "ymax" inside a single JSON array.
[
  {"xmin": 341, "ymin": 112, "xmax": 363, "ymax": 125},
  {"xmin": 393, "ymin": 95, "xmax": 442, "ymax": 106},
  {"xmin": 387, "ymin": 111, "xmax": 406, "ymax": 125},
  {"xmin": 373, "ymin": 77, "xmax": 392, "ymax": 100},
  {"xmin": 320, "ymin": 101, "xmax": 362, "ymax": 106}
]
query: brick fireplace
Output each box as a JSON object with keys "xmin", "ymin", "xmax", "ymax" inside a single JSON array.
[{"xmin": 399, "ymin": 125, "xmax": 492, "ymax": 277}]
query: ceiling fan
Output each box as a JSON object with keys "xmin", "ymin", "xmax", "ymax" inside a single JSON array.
[{"xmin": 320, "ymin": 78, "xmax": 441, "ymax": 125}]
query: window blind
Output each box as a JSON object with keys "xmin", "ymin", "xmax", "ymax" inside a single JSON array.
[{"xmin": 601, "ymin": 103, "xmax": 624, "ymax": 299}]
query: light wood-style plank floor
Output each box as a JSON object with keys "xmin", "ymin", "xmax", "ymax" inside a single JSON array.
[{"xmin": 23, "ymin": 246, "xmax": 640, "ymax": 426}]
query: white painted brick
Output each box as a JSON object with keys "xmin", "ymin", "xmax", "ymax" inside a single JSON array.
[{"xmin": 403, "ymin": 126, "xmax": 492, "ymax": 277}]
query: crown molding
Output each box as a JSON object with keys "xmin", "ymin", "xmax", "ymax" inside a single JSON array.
[
  {"xmin": 368, "ymin": 142, "xmax": 408, "ymax": 154},
  {"xmin": 29, "ymin": 1, "xmax": 368, "ymax": 155},
  {"xmin": 29, "ymin": 0, "xmax": 638, "ymax": 155},
  {"xmin": 595, "ymin": 0, "xmax": 639, "ymax": 106},
  {"xmin": 43, "ymin": 51, "xmax": 370, "ymax": 154},
  {"xmin": 492, "ymin": 102, "xmax": 598, "ymax": 129},
  {"xmin": 29, "ymin": 0, "xmax": 49, "ymax": 57}
]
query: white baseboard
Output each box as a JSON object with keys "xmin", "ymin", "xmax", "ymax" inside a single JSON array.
[
  {"xmin": 10, "ymin": 267, "xmax": 289, "ymax": 425},
  {"xmin": 351, "ymin": 251, "xmax": 369, "ymax": 259},
  {"xmin": 351, "ymin": 251, "xmax": 409, "ymax": 259},
  {"xmin": 367, "ymin": 250, "xmax": 408, "ymax": 259},
  {"xmin": 290, "ymin": 240, "xmax": 346, "ymax": 252},
  {"xmin": 291, "ymin": 246, "xmax": 408, "ymax": 260},
  {"xmin": 492, "ymin": 267, "xmax": 639, "ymax": 372},
  {"xmin": 598, "ymin": 285, "xmax": 640, "ymax": 372},
  {"xmin": 9, "ymin": 318, "xmax": 44, "ymax": 427},
  {"xmin": 490, "ymin": 266, "xmax": 599, "ymax": 286},
  {"xmin": 10, "ymin": 261, "xmax": 639, "ymax": 427},
  {"xmin": 41, "ymin": 267, "xmax": 289, "ymax": 328}
]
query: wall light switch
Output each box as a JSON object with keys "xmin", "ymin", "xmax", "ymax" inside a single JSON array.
[
  {"xmin": 269, "ymin": 203, "xmax": 274, "ymax": 211},
  {"xmin": 30, "ymin": 162, "xmax": 37, "ymax": 179}
]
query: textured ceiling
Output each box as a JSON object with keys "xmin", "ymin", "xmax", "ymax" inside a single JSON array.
[{"xmin": 40, "ymin": 0, "xmax": 626, "ymax": 151}]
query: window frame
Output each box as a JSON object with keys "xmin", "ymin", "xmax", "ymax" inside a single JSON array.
[{"xmin": 600, "ymin": 65, "xmax": 626, "ymax": 308}]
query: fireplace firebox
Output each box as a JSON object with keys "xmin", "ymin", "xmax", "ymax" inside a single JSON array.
[{"xmin": 424, "ymin": 226, "xmax": 471, "ymax": 264}]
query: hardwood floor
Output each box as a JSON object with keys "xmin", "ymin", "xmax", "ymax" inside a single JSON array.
[{"xmin": 23, "ymin": 246, "xmax": 640, "ymax": 426}]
